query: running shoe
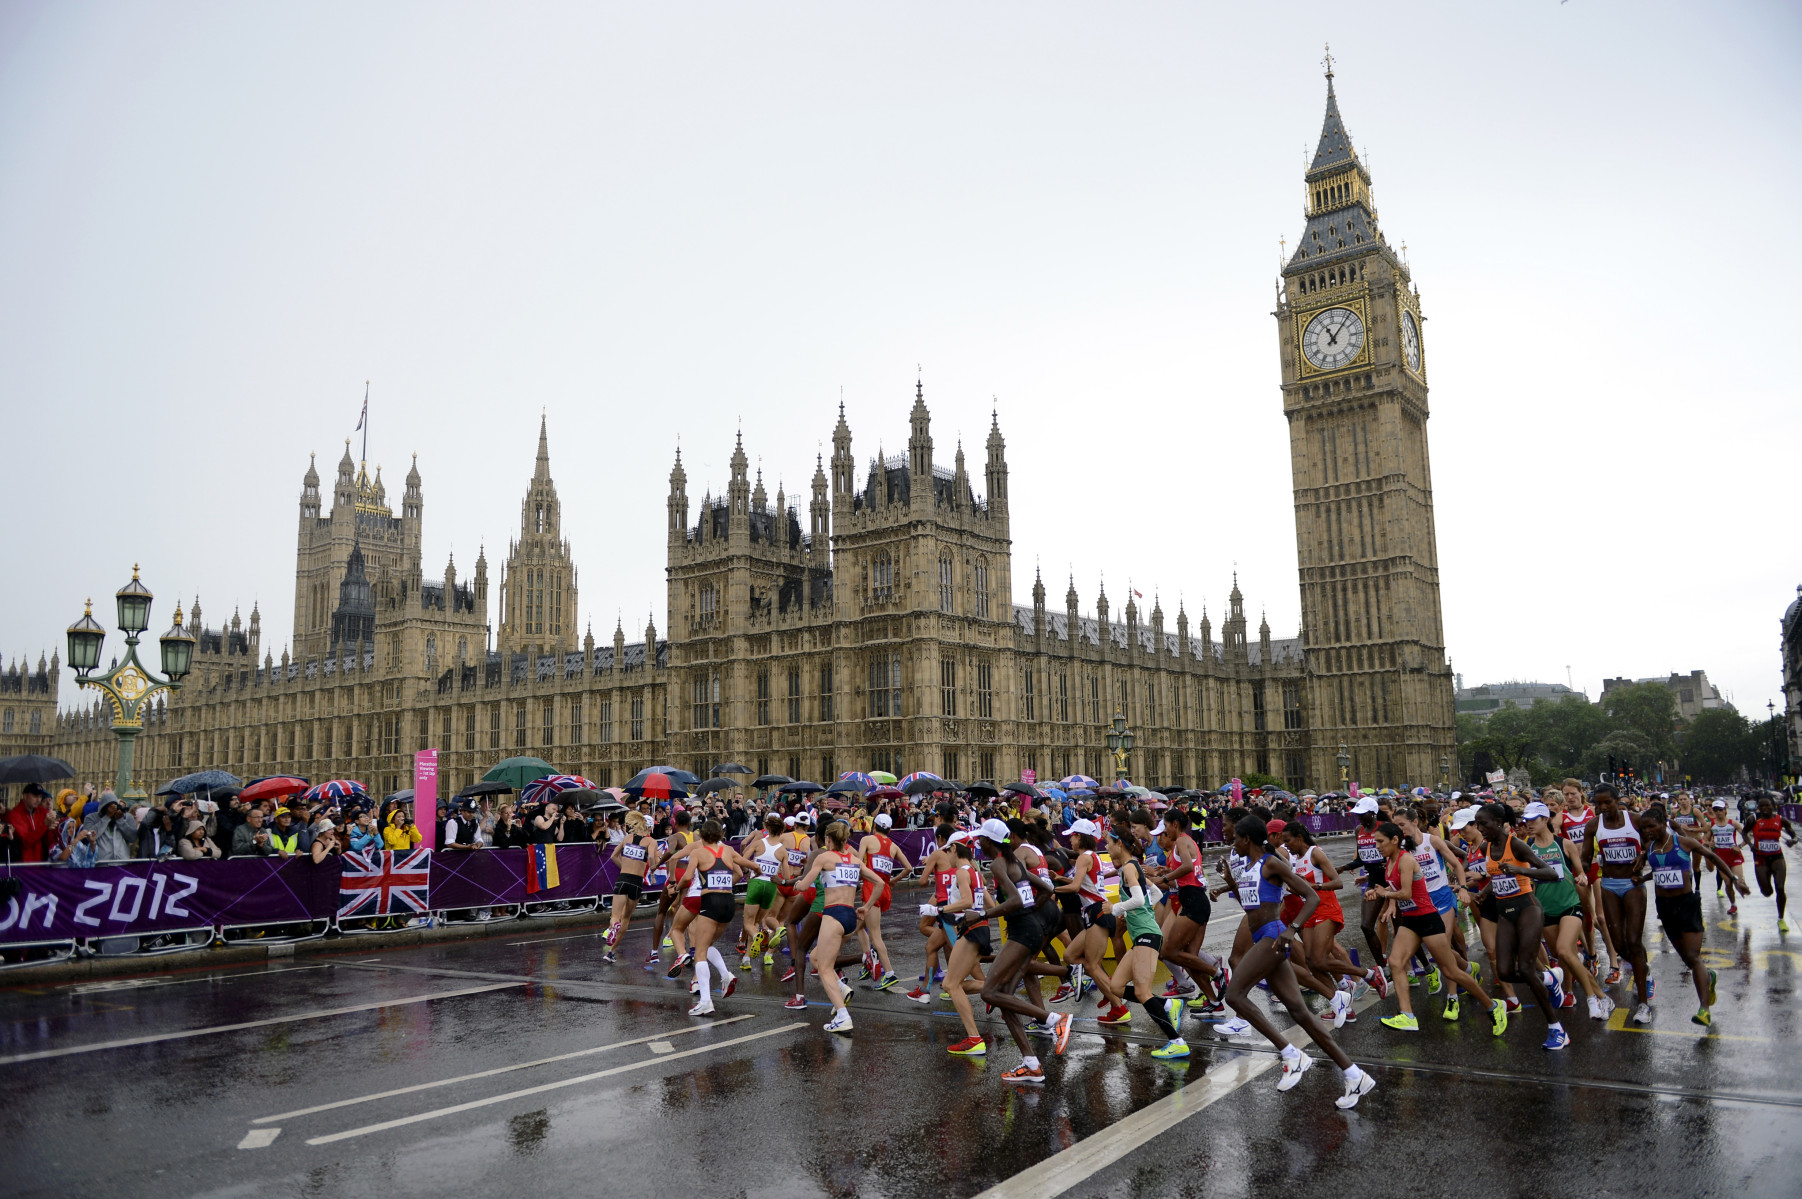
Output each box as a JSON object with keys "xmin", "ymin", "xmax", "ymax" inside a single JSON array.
[
  {"xmin": 1165, "ymin": 999, "xmax": 1186, "ymax": 1034},
  {"xmin": 933, "ymin": 968, "xmax": 945, "ymax": 983},
  {"xmin": 939, "ymin": 990, "xmax": 952, "ymax": 1001},
  {"xmin": 1586, "ymin": 996, "xmax": 1602, "ymax": 1020},
  {"xmin": 1050, "ymin": 983, "xmax": 1077, "ymax": 1004},
  {"xmin": 1490, "ymin": 999, "xmax": 1509, "ymax": 1036},
  {"xmin": 1426, "ymin": 967, "xmax": 1442, "ymax": 995},
  {"xmin": 722, "ymin": 976, "xmax": 737, "ymax": 1000},
  {"xmin": 1647, "ymin": 977, "xmax": 1655, "ymax": 1000},
  {"xmin": 876, "ymin": 972, "xmax": 900, "ymax": 992},
  {"xmin": 1441, "ymin": 996, "xmax": 1460, "ymax": 1022},
  {"xmin": 1024, "ymin": 1020, "xmax": 1054, "ymax": 1036},
  {"xmin": 1151, "ymin": 1037, "xmax": 1190, "ymax": 1060},
  {"xmin": 783, "ymin": 994, "xmax": 808, "ymax": 1011},
  {"xmin": 780, "ymin": 966, "xmax": 798, "ymax": 984},
  {"xmin": 690, "ymin": 979, "xmax": 701, "ymax": 995},
  {"xmin": 948, "ymin": 1036, "xmax": 987, "ymax": 1056},
  {"xmin": 1728, "ymin": 903, "xmax": 1738, "ymax": 916},
  {"xmin": 1097, "ymin": 1005, "xmax": 1131, "ymax": 1026},
  {"xmin": 1561, "ymin": 990, "xmax": 1576, "ymax": 1010},
  {"xmin": 1781, "ymin": 918, "xmax": 1791, "ymax": 932},
  {"xmin": 824, "ymin": 1010, "xmax": 854, "ymax": 1034},
  {"xmin": 1632, "ymin": 1002, "xmax": 1652, "ymax": 1025},
  {"xmin": 1604, "ymin": 966, "xmax": 1622, "ymax": 986},
  {"xmin": 1069, "ymin": 964, "xmax": 1086, "ymax": 999},
  {"xmin": 1335, "ymin": 1068, "xmax": 1376, "ymax": 1110},
  {"xmin": 1196, "ymin": 998, "xmax": 1228, "ymax": 1018},
  {"xmin": 647, "ymin": 950, "xmax": 661, "ymax": 964},
  {"xmin": 603, "ymin": 923, "xmax": 620, "ymax": 947},
  {"xmin": 1504, "ymin": 997, "xmax": 1522, "ymax": 1014},
  {"xmin": 1275, "ymin": 1049, "xmax": 1314, "ymax": 1090},
  {"xmin": 1052, "ymin": 1012, "xmax": 1073, "ymax": 1055},
  {"xmin": 689, "ymin": 999, "xmax": 715, "ymax": 1016},
  {"xmin": 764, "ymin": 952, "xmax": 775, "ymax": 966},
  {"xmin": 839, "ymin": 977, "xmax": 854, "ymax": 1002},
  {"xmin": 1381, "ymin": 1012, "xmax": 1419, "ymax": 1031},
  {"xmin": 1468, "ymin": 961, "xmax": 1481, "ymax": 984},
  {"xmin": 1542, "ymin": 1026, "xmax": 1570, "ymax": 1051},
  {"xmin": 1217, "ymin": 962, "xmax": 1233, "ymax": 993},
  {"xmin": 663, "ymin": 935, "xmax": 674, "ymax": 948},
  {"xmin": 601, "ymin": 949, "xmax": 617, "ymax": 964},
  {"xmin": 1693, "ymin": 1007, "xmax": 1711, "ymax": 1027},
  {"xmin": 1370, "ymin": 969, "xmax": 1390, "ymax": 1000},
  {"xmin": 665, "ymin": 952, "xmax": 694, "ymax": 980},
  {"xmin": 1214, "ymin": 1016, "xmax": 1254, "ymax": 1038},
  {"xmin": 859, "ymin": 964, "xmax": 874, "ymax": 981},
  {"xmin": 1350, "ymin": 977, "xmax": 1371, "ymax": 1003},
  {"xmin": 1331, "ymin": 990, "xmax": 1351, "ymax": 1030},
  {"xmin": 1543, "ymin": 971, "xmax": 1565, "ymax": 1011},
  {"xmin": 771, "ymin": 926, "xmax": 787, "ymax": 946},
  {"xmin": 747, "ymin": 931, "xmax": 765, "ymax": 956},
  {"xmin": 1707, "ymin": 969, "xmax": 1718, "ymax": 1007},
  {"xmin": 905, "ymin": 985, "xmax": 932, "ymax": 1004},
  {"xmin": 1002, "ymin": 1063, "xmax": 1045, "ymax": 1084},
  {"xmin": 1162, "ymin": 980, "xmax": 1184, "ymax": 999},
  {"xmin": 1597, "ymin": 994, "xmax": 1616, "ymax": 1020}
]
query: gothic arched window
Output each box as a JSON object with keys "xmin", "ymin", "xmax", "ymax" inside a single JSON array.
[{"xmin": 938, "ymin": 555, "xmax": 954, "ymax": 613}]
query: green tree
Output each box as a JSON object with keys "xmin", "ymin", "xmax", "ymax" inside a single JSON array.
[
  {"xmin": 1680, "ymin": 707, "xmax": 1752, "ymax": 783},
  {"xmin": 1603, "ymin": 683, "xmax": 1678, "ymax": 759},
  {"xmin": 1527, "ymin": 695, "xmax": 1615, "ymax": 776},
  {"xmin": 1474, "ymin": 705, "xmax": 1538, "ymax": 771},
  {"xmin": 1583, "ymin": 728, "xmax": 1657, "ymax": 780},
  {"xmin": 1240, "ymin": 772, "xmax": 1286, "ymax": 791}
]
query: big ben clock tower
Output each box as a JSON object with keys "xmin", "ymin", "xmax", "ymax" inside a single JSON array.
[{"xmin": 1279, "ymin": 54, "xmax": 1456, "ymax": 789}]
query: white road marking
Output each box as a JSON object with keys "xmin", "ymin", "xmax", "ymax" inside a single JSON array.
[
  {"xmin": 252, "ymin": 1016, "xmax": 756, "ymax": 1123},
  {"xmin": 305, "ymin": 1023, "xmax": 806, "ymax": 1145},
  {"xmin": 0, "ymin": 983, "xmax": 520, "ymax": 1065},
  {"xmin": 505, "ymin": 931, "xmax": 608, "ymax": 947},
  {"xmin": 647, "ymin": 1041, "xmax": 675, "ymax": 1054},
  {"xmin": 236, "ymin": 1128, "xmax": 281, "ymax": 1149},
  {"xmin": 975, "ymin": 987, "xmax": 1384, "ymax": 1199},
  {"xmin": 68, "ymin": 964, "xmax": 333, "ymax": 994}
]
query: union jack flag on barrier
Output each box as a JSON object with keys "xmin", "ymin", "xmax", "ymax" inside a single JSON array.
[{"xmin": 338, "ymin": 848, "xmax": 433, "ymax": 918}]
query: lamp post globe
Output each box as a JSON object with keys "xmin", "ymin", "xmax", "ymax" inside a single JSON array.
[
  {"xmin": 115, "ymin": 564, "xmax": 153, "ymax": 635},
  {"xmin": 66, "ymin": 600, "xmax": 106, "ymax": 677},
  {"xmin": 160, "ymin": 604, "xmax": 195, "ymax": 681}
]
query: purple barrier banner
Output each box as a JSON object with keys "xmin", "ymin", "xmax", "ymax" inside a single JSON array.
[
  {"xmin": 1784, "ymin": 804, "xmax": 1800, "ymax": 824},
  {"xmin": 428, "ymin": 845, "xmax": 610, "ymax": 908},
  {"xmin": 0, "ymin": 858, "xmax": 336, "ymax": 945}
]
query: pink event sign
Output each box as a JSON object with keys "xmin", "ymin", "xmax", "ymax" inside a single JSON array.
[{"xmin": 414, "ymin": 748, "xmax": 439, "ymax": 851}]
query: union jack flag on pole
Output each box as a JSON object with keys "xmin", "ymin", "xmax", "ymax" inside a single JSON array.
[{"xmin": 338, "ymin": 848, "xmax": 432, "ymax": 917}]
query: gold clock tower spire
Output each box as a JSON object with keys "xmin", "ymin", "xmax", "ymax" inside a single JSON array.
[{"xmin": 1277, "ymin": 62, "xmax": 1455, "ymax": 789}]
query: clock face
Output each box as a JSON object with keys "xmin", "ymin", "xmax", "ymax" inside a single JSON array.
[
  {"xmin": 1301, "ymin": 306, "xmax": 1365, "ymax": 370},
  {"xmin": 1401, "ymin": 309, "xmax": 1421, "ymax": 372}
]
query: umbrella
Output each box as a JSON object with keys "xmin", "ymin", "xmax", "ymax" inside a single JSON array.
[
  {"xmin": 385, "ymin": 788, "xmax": 416, "ymax": 805},
  {"xmin": 627, "ymin": 765, "xmax": 701, "ymax": 787},
  {"xmin": 1060, "ymin": 774, "xmax": 1099, "ymax": 791},
  {"xmin": 163, "ymin": 769, "xmax": 242, "ymax": 795},
  {"xmin": 779, "ymin": 780, "xmax": 825, "ymax": 795},
  {"xmin": 1153, "ymin": 785, "xmax": 1186, "ymax": 796},
  {"xmin": 484, "ymin": 756, "xmax": 556, "ymax": 790},
  {"xmin": 823, "ymin": 797, "xmax": 850, "ymax": 811},
  {"xmin": 825, "ymin": 779, "xmax": 867, "ymax": 796},
  {"xmin": 868, "ymin": 771, "xmax": 899, "ymax": 785},
  {"xmin": 897, "ymin": 771, "xmax": 941, "ymax": 789},
  {"xmin": 625, "ymin": 772, "xmax": 691, "ymax": 801},
  {"xmin": 1002, "ymin": 781, "xmax": 1040, "ymax": 799},
  {"xmin": 520, "ymin": 773, "xmax": 598, "ymax": 806},
  {"xmin": 305, "ymin": 779, "xmax": 369, "ymax": 804},
  {"xmin": 965, "ymin": 781, "xmax": 1000, "ymax": 798},
  {"xmin": 240, "ymin": 775, "xmax": 309, "ymax": 802},
  {"xmin": 868, "ymin": 785, "xmax": 904, "ymax": 801},
  {"xmin": 752, "ymin": 773, "xmax": 793, "ymax": 789},
  {"xmin": 456, "ymin": 780, "xmax": 514, "ymax": 799},
  {"xmin": 899, "ymin": 772, "xmax": 943, "ymax": 795},
  {"xmin": 838, "ymin": 770, "xmax": 877, "ymax": 791},
  {"xmin": 696, "ymin": 778, "xmax": 736, "ymax": 796},
  {"xmin": 0, "ymin": 754, "xmax": 76, "ymax": 785},
  {"xmin": 711, "ymin": 762, "xmax": 752, "ymax": 776}
]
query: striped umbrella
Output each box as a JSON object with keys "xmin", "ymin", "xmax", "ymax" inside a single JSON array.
[
  {"xmin": 1059, "ymin": 774, "xmax": 1099, "ymax": 791},
  {"xmin": 519, "ymin": 773, "xmax": 598, "ymax": 806},
  {"xmin": 837, "ymin": 770, "xmax": 877, "ymax": 791},
  {"xmin": 897, "ymin": 771, "xmax": 942, "ymax": 789},
  {"xmin": 303, "ymin": 779, "xmax": 368, "ymax": 804}
]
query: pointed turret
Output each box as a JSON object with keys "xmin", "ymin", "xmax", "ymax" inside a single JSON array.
[
  {"xmin": 985, "ymin": 409, "xmax": 1008, "ymax": 520},
  {"xmin": 1031, "ymin": 565, "xmax": 1046, "ymax": 609},
  {"xmin": 668, "ymin": 447, "xmax": 689, "ymax": 546},
  {"xmin": 1288, "ymin": 54, "xmax": 1381, "ymax": 270},
  {"xmin": 534, "ymin": 413, "xmax": 552, "ymax": 483},
  {"xmin": 752, "ymin": 466, "xmax": 768, "ymax": 513},
  {"xmin": 728, "ymin": 432, "xmax": 750, "ymax": 520},
  {"xmin": 952, "ymin": 440, "xmax": 967, "ymax": 510},
  {"xmin": 907, "ymin": 379, "xmax": 933, "ymax": 483},
  {"xmin": 1096, "ymin": 580, "xmax": 1111, "ymax": 651},
  {"xmin": 810, "ymin": 453, "xmax": 830, "ymax": 543},
  {"xmin": 831, "ymin": 401, "xmax": 855, "ymax": 508},
  {"xmin": 300, "ymin": 453, "xmax": 322, "ymax": 519}
]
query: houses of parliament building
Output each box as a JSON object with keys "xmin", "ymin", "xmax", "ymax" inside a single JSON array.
[{"xmin": 36, "ymin": 73, "xmax": 1457, "ymax": 799}]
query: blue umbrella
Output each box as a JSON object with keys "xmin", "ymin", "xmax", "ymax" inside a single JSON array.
[
  {"xmin": 627, "ymin": 764, "xmax": 701, "ymax": 787},
  {"xmin": 161, "ymin": 769, "xmax": 242, "ymax": 795},
  {"xmin": 1059, "ymin": 774, "xmax": 1099, "ymax": 791}
]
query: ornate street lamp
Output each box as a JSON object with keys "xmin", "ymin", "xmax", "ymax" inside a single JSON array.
[
  {"xmin": 1105, "ymin": 711, "xmax": 1135, "ymax": 781},
  {"xmin": 1338, "ymin": 742, "xmax": 1350, "ymax": 791},
  {"xmin": 1440, "ymin": 755, "xmax": 1450, "ymax": 789},
  {"xmin": 65, "ymin": 566, "xmax": 191, "ymax": 799}
]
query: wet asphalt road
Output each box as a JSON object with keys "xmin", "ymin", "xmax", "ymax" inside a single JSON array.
[{"xmin": 4, "ymin": 864, "xmax": 1802, "ymax": 1199}]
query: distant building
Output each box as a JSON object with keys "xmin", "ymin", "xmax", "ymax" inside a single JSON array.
[
  {"xmin": 1455, "ymin": 681, "xmax": 1586, "ymax": 720},
  {"xmin": 1782, "ymin": 586, "xmax": 1800, "ymax": 773},
  {"xmin": 1600, "ymin": 671, "xmax": 1728, "ymax": 723}
]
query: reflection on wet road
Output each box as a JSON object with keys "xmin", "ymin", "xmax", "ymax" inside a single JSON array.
[{"xmin": 4, "ymin": 872, "xmax": 1801, "ymax": 1198}]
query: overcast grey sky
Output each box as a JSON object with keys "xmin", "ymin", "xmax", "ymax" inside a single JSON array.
[{"xmin": 2, "ymin": 1, "xmax": 1797, "ymax": 718}]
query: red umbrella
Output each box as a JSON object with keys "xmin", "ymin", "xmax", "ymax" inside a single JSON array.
[
  {"xmin": 240, "ymin": 775, "xmax": 309, "ymax": 802},
  {"xmin": 624, "ymin": 772, "xmax": 691, "ymax": 801},
  {"xmin": 868, "ymin": 786, "xmax": 904, "ymax": 801}
]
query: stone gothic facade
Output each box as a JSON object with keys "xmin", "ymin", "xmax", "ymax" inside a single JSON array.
[{"xmin": 46, "ymin": 74, "xmax": 1455, "ymax": 798}]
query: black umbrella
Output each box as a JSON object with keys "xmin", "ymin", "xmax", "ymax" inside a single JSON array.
[
  {"xmin": 752, "ymin": 773, "xmax": 793, "ymax": 789},
  {"xmin": 457, "ymin": 780, "xmax": 514, "ymax": 798},
  {"xmin": 1153, "ymin": 785, "xmax": 1186, "ymax": 796},
  {"xmin": 965, "ymin": 780, "xmax": 1000, "ymax": 798},
  {"xmin": 901, "ymin": 776, "xmax": 943, "ymax": 795},
  {"xmin": 779, "ymin": 780, "xmax": 825, "ymax": 795},
  {"xmin": 0, "ymin": 754, "xmax": 76, "ymax": 785},
  {"xmin": 1001, "ymin": 781, "xmax": 1040, "ymax": 798},
  {"xmin": 162, "ymin": 769, "xmax": 243, "ymax": 795},
  {"xmin": 627, "ymin": 764, "xmax": 701, "ymax": 787},
  {"xmin": 696, "ymin": 778, "xmax": 736, "ymax": 796},
  {"xmin": 824, "ymin": 779, "xmax": 867, "ymax": 796},
  {"xmin": 711, "ymin": 762, "xmax": 752, "ymax": 776}
]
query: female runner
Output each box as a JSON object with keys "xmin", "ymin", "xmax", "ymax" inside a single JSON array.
[
  {"xmin": 1522, "ymin": 800, "xmax": 1608, "ymax": 1019},
  {"xmin": 907, "ymin": 824, "xmax": 957, "ymax": 1003},
  {"xmin": 1706, "ymin": 799, "xmax": 1747, "ymax": 914},
  {"xmin": 680, "ymin": 821, "xmax": 753, "ymax": 1014},
  {"xmin": 1341, "ymin": 800, "xmax": 1390, "ymax": 984},
  {"xmin": 1557, "ymin": 781, "xmax": 1615, "ymax": 981},
  {"xmin": 1749, "ymin": 796, "xmax": 1797, "ymax": 931},
  {"xmin": 603, "ymin": 812, "xmax": 660, "ymax": 964},
  {"xmin": 739, "ymin": 814, "xmax": 786, "ymax": 964},
  {"xmin": 790, "ymin": 821, "xmax": 890, "ymax": 1034},
  {"xmin": 1152, "ymin": 810, "xmax": 1221, "ymax": 1004},
  {"xmin": 1221, "ymin": 817, "xmax": 1377, "ymax": 1108},
  {"xmin": 1282, "ymin": 822, "xmax": 1386, "ymax": 1025},
  {"xmin": 929, "ymin": 835, "xmax": 993, "ymax": 1056},
  {"xmin": 1585, "ymin": 784, "xmax": 1652, "ymax": 1023},
  {"xmin": 1394, "ymin": 806, "xmax": 1469, "ymax": 1009},
  {"xmin": 856, "ymin": 814, "xmax": 913, "ymax": 990},
  {"xmin": 1057, "ymin": 819, "xmax": 1129, "ymax": 1023},
  {"xmin": 1369, "ymin": 821, "xmax": 1499, "ymax": 1034},
  {"xmin": 1472, "ymin": 804, "xmax": 1566, "ymax": 1047},
  {"xmin": 1639, "ymin": 804, "xmax": 1746, "ymax": 1026},
  {"xmin": 970, "ymin": 819, "xmax": 1072, "ymax": 1082},
  {"xmin": 1103, "ymin": 821, "xmax": 1188, "ymax": 1058}
]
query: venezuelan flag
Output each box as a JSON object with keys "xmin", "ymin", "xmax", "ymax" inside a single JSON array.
[{"xmin": 526, "ymin": 844, "xmax": 560, "ymax": 894}]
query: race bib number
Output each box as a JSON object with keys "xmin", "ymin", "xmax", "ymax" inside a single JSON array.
[
  {"xmin": 1602, "ymin": 843, "xmax": 1636, "ymax": 864},
  {"xmin": 1490, "ymin": 872, "xmax": 1521, "ymax": 898},
  {"xmin": 1652, "ymin": 867, "xmax": 1684, "ymax": 889},
  {"xmin": 621, "ymin": 844, "xmax": 647, "ymax": 861},
  {"xmin": 1757, "ymin": 839, "xmax": 1781, "ymax": 855},
  {"xmin": 1358, "ymin": 843, "xmax": 1382, "ymax": 863},
  {"xmin": 706, "ymin": 870, "xmax": 734, "ymax": 890},
  {"xmin": 757, "ymin": 858, "xmax": 779, "ymax": 878},
  {"xmin": 872, "ymin": 854, "xmax": 893, "ymax": 875},
  {"xmin": 1714, "ymin": 828, "xmax": 1736, "ymax": 847}
]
